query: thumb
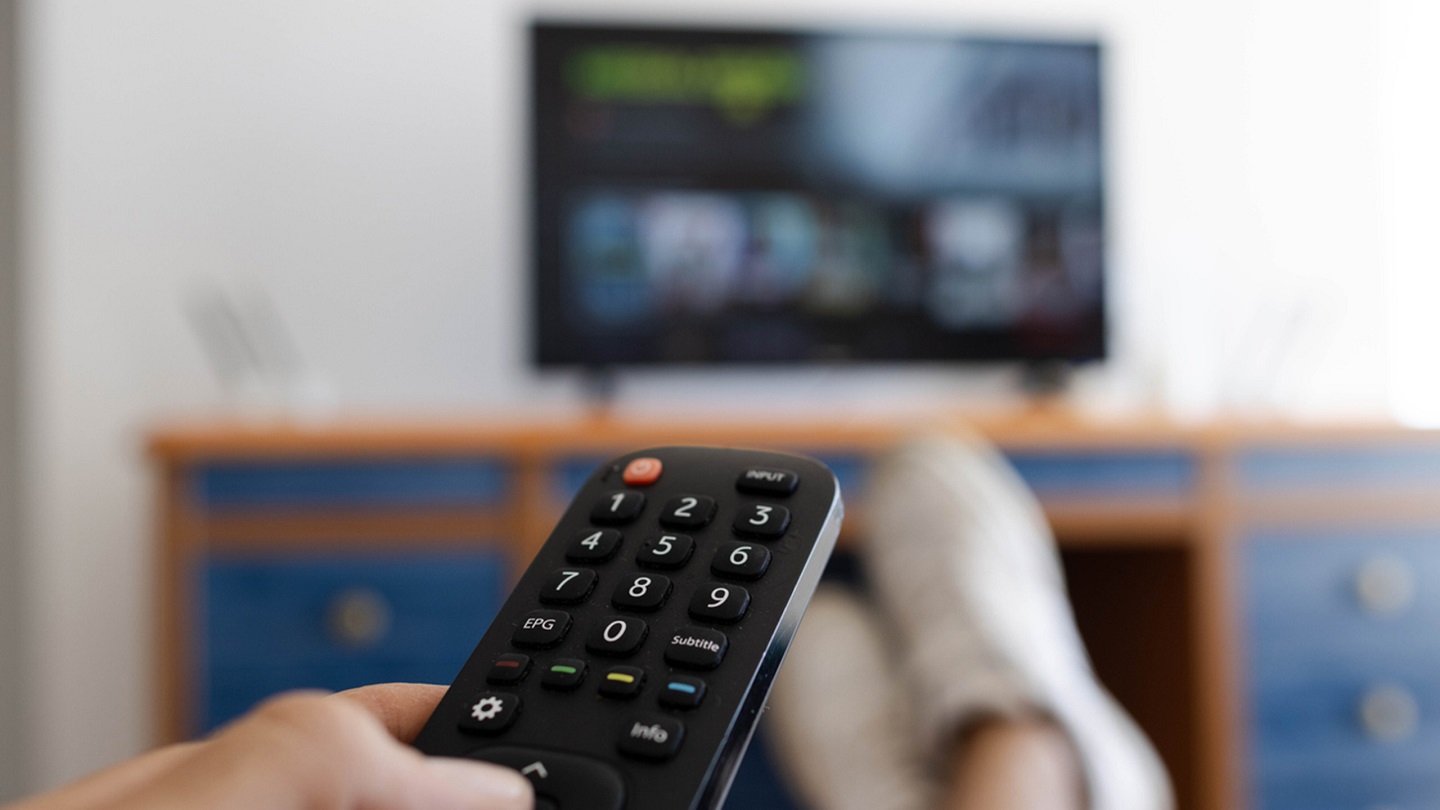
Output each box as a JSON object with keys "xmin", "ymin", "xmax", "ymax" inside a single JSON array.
[
  {"xmin": 168, "ymin": 692, "xmax": 534, "ymax": 810},
  {"xmin": 422, "ymin": 758, "xmax": 535, "ymax": 809}
]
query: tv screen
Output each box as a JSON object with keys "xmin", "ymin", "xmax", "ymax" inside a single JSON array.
[{"xmin": 531, "ymin": 21, "xmax": 1106, "ymax": 368}]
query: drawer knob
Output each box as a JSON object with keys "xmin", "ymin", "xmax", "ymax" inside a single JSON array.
[
  {"xmin": 1354, "ymin": 556, "xmax": 1416, "ymax": 617},
  {"xmin": 1358, "ymin": 683, "xmax": 1420, "ymax": 743},
  {"xmin": 326, "ymin": 588, "xmax": 393, "ymax": 648}
]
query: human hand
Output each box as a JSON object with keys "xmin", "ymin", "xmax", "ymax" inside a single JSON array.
[{"xmin": 6, "ymin": 683, "xmax": 533, "ymax": 810}]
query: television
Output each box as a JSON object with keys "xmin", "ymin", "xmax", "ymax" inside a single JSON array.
[{"xmin": 530, "ymin": 21, "xmax": 1106, "ymax": 369}]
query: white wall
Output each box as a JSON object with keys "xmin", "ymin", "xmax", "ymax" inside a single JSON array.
[
  {"xmin": 15, "ymin": 0, "xmax": 1414, "ymax": 790},
  {"xmin": 0, "ymin": 0, "xmax": 24, "ymax": 798}
]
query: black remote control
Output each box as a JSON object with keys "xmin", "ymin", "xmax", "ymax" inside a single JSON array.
[{"xmin": 412, "ymin": 446, "xmax": 843, "ymax": 810}]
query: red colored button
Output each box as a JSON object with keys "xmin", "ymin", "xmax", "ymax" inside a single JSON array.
[{"xmin": 623, "ymin": 457, "xmax": 663, "ymax": 486}]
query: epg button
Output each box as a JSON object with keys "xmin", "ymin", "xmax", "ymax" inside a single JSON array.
[
  {"xmin": 511, "ymin": 610, "xmax": 572, "ymax": 648},
  {"xmin": 736, "ymin": 467, "xmax": 798, "ymax": 496}
]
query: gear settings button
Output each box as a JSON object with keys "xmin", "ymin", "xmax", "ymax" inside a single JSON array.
[{"xmin": 457, "ymin": 692, "xmax": 520, "ymax": 734}]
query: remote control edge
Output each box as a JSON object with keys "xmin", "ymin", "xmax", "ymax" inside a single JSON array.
[{"xmin": 691, "ymin": 484, "xmax": 844, "ymax": 810}]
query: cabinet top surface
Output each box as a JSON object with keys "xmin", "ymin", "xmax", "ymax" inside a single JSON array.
[{"xmin": 145, "ymin": 408, "xmax": 1434, "ymax": 463}]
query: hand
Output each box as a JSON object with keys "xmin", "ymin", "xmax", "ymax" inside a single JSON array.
[{"xmin": 6, "ymin": 683, "xmax": 534, "ymax": 810}]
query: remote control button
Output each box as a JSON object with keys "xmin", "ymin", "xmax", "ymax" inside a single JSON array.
[
  {"xmin": 591, "ymin": 491, "xmax": 645, "ymax": 525},
  {"xmin": 733, "ymin": 503, "xmax": 791, "ymax": 538},
  {"xmin": 664, "ymin": 626, "xmax": 728, "ymax": 670},
  {"xmin": 512, "ymin": 610, "xmax": 572, "ymax": 648},
  {"xmin": 611, "ymin": 574, "xmax": 671, "ymax": 612},
  {"xmin": 538, "ymin": 568, "xmax": 597, "ymax": 605},
  {"xmin": 659, "ymin": 676, "xmax": 707, "ymax": 710},
  {"xmin": 622, "ymin": 457, "xmax": 663, "ymax": 486},
  {"xmin": 566, "ymin": 529, "xmax": 621, "ymax": 563},
  {"xmin": 689, "ymin": 583, "xmax": 750, "ymax": 623},
  {"xmin": 711, "ymin": 542, "xmax": 771, "ymax": 580},
  {"xmin": 486, "ymin": 654, "xmax": 531, "ymax": 685},
  {"xmin": 635, "ymin": 533, "xmax": 694, "ymax": 569},
  {"xmin": 458, "ymin": 692, "xmax": 520, "ymax": 734},
  {"xmin": 541, "ymin": 659, "xmax": 587, "ymax": 691},
  {"xmin": 586, "ymin": 617, "xmax": 648, "ymax": 657},
  {"xmin": 618, "ymin": 714, "xmax": 685, "ymax": 761},
  {"xmin": 659, "ymin": 495, "xmax": 717, "ymax": 529},
  {"xmin": 598, "ymin": 666, "xmax": 646, "ymax": 699},
  {"xmin": 466, "ymin": 747, "xmax": 625, "ymax": 810},
  {"xmin": 736, "ymin": 467, "xmax": 799, "ymax": 496}
]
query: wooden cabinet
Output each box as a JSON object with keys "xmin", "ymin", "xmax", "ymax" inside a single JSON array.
[{"xmin": 148, "ymin": 414, "xmax": 1440, "ymax": 810}]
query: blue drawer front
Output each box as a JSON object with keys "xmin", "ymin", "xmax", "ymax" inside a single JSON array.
[
  {"xmin": 1245, "ymin": 530, "xmax": 1440, "ymax": 808},
  {"xmin": 1250, "ymin": 663, "xmax": 1440, "ymax": 758},
  {"xmin": 1238, "ymin": 444, "xmax": 1440, "ymax": 493},
  {"xmin": 1258, "ymin": 764, "xmax": 1440, "ymax": 810},
  {"xmin": 1245, "ymin": 528, "xmax": 1440, "ymax": 657},
  {"xmin": 1005, "ymin": 449, "xmax": 1195, "ymax": 498},
  {"xmin": 202, "ymin": 551, "xmax": 506, "ymax": 732},
  {"xmin": 197, "ymin": 458, "xmax": 510, "ymax": 510}
]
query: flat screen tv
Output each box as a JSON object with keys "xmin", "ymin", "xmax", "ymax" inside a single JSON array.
[{"xmin": 531, "ymin": 21, "xmax": 1106, "ymax": 368}]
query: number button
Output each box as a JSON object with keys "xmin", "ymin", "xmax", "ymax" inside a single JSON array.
[
  {"xmin": 660, "ymin": 495, "xmax": 717, "ymax": 529},
  {"xmin": 586, "ymin": 616, "xmax": 649, "ymax": 656},
  {"xmin": 688, "ymin": 583, "xmax": 750, "ymax": 623},
  {"xmin": 539, "ymin": 568, "xmax": 597, "ymax": 605},
  {"xmin": 591, "ymin": 491, "xmax": 646, "ymax": 525},
  {"xmin": 732, "ymin": 503, "xmax": 790, "ymax": 538},
  {"xmin": 566, "ymin": 529, "xmax": 622, "ymax": 563},
  {"xmin": 711, "ymin": 542, "xmax": 771, "ymax": 580},
  {"xmin": 512, "ymin": 610, "xmax": 572, "ymax": 648},
  {"xmin": 636, "ymin": 533, "xmax": 695, "ymax": 569},
  {"xmin": 612, "ymin": 574, "xmax": 671, "ymax": 612}
]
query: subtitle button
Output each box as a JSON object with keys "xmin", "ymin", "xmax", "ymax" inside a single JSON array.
[
  {"xmin": 618, "ymin": 714, "xmax": 685, "ymax": 760},
  {"xmin": 664, "ymin": 626, "xmax": 728, "ymax": 670}
]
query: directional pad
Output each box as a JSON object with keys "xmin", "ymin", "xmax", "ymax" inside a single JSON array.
[{"xmin": 467, "ymin": 746, "xmax": 625, "ymax": 810}]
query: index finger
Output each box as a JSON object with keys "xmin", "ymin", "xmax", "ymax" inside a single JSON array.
[{"xmin": 333, "ymin": 682, "xmax": 449, "ymax": 743}]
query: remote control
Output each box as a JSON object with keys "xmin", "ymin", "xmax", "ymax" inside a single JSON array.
[{"xmin": 412, "ymin": 446, "xmax": 843, "ymax": 810}]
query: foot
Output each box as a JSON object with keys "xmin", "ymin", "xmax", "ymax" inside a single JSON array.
[
  {"xmin": 862, "ymin": 431, "xmax": 1174, "ymax": 810},
  {"xmin": 766, "ymin": 584, "xmax": 936, "ymax": 810}
]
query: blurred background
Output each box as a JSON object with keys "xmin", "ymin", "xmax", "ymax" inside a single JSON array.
[{"xmin": 2, "ymin": 1, "xmax": 1440, "ymax": 808}]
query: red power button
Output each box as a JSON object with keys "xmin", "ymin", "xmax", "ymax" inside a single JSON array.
[{"xmin": 622, "ymin": 457, "xmax": 663, "ymax": 486}]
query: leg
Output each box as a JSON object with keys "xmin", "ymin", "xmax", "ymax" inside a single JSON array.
[
  {"xmin": 864, "ymin": 431, "xmax": 1173, "ymax": 810},
  {"xmin": 766, "ymin": 585, "xmax": 936, "ymax": 810},
  {"xmin": 941, "ymin": 718, "xmax": 1084, "ymax": 810}
]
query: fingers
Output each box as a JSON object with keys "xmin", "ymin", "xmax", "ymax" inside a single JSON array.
[
  {"xmin": 333, "ymin": 682, "xmax": 449, "ymax": 743},
  {"xmin": 1, "ymin": 743, "xmax": 200, "ymax": 810},
  {"xmin": 6, "ymin": 686, "xmax": 534, "ymax": 810},
  {"xmin": 189, "ymin": 691, "xmax": 532, "ymax": 810}
]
